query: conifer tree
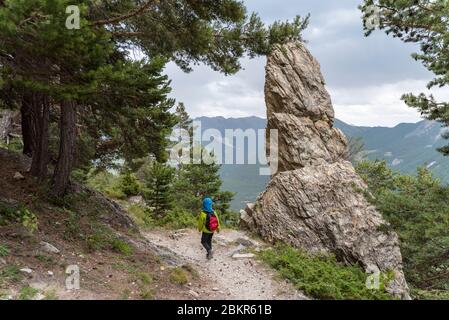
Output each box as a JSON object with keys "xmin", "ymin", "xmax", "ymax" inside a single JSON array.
[
  {"xmin": 361, "ymin": 0, "xmax": 449, "ymax": 155},
  {"xmin": 142, "ymin": 161, "xmax": 175, "ymax": 219},
  {"xmin": 0, "ymin": 0, "xmax": 310, "ymax": 196}
]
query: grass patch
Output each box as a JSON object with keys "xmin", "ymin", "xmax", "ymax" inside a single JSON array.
[
  {"xmin": 259, "ymin": 244, "xmax": 394, "ymax": 300},
  {"xmin": 111, "ymin": 239, "xmax": 133, "ymax": 256},
  {"xmin": 85, "ymin": 223, "xmax": 113, "ymax": 252},
  {"xmin": 157, "ymin": 208, "xmax": 196, "ymax": 230},
  {"xmin": 18, "ymin": 285, "xmax": 39, "ymax": 300},
  {"xmin": 35, "ymin": 254, "xmax": 55, "ymax": 268},
  {"xmin": 84, "ymin": 223, "xmax": 135, "ymax": 256},
  {"xmin": 128, "ymin": 204, "xmax": 154, "ymax": 228},
  {"xmin": 169, "ymin": 267, "xmax": 188, "ymax": 286},
  {"xmin": 182, "ymin": 264, "xmax": 199, "ymax": 279},
  {"xmin": 0, "ymin": 264, "xmax": 23, "ymax": 285},
  {"xmin": 0, "ymin": 244, "xmax": 9, "ymax": 257},
  {"xmin": 140, "ymin": 289, "xmax": 154, "ymax": 300},
  {"xmin": 119, "ymin": 289, "xmax": 131, "ymax": 300},
  {"xmin": 136, "ymin": 272, "xmax": 153, "ymax": 285},
  {"xmin": 64, "ymin": 210, "xmax": 81, "ymax": 240},
  {"xmin": 43, "ymin": 289, "xmax": 59, "ymax": 300}
]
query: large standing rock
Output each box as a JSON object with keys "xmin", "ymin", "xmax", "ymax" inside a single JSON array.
[{"xmin": 241, "ymin": 42, "xmax": 410, "ymax": 299}]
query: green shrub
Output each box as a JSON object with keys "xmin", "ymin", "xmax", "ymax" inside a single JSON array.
[
  {"xmin": 111, "ymin": 239, "xmax": 133, "ymax": 256},
  {"xmin": 0, "ymin": 204, "xmax": 38, "ymax": 232},
  {"xmin": 86, "ymin": 171, "xmax": 126, "ymax": 200},
  {"xmin": 413, "ymin": 289, "xmax": 449, "ymax": 300},
  {"xmin": 169, "ymin": 267, "xmax": 188, "ymax": 285},
  {"xmin": 157, "ymin": 207, "xmax": 196, "ymax": 229},
  {"xmin": 128, "ymin": 204, "xmax": 155, "ymax": 228},
  {"xmin": 259, "ymin": 245, "xmax": 393, "ymax": 300},
  {"xmin": 0, "ymin": 137, "xmax": 23, "ymax": 153},
  {"xmin": 119, "ymin": 173, "xmax": 141, "ymax": 197}
]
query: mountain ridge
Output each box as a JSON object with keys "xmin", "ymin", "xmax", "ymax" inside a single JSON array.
[{"xmin": 195, "ymin": 116, "xmax": 449, "ymax": 210}]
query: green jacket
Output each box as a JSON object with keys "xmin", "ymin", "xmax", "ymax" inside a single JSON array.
[{"xmin": 198, "ymin": 211, "xmax": 220, "ymax": 234}]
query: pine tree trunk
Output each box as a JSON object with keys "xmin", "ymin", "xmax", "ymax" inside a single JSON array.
[
  {"xmin": 52, "ymin": 101, "xmax": 76, "ymax": 197},
  {"xmin": 21, "ymin": 94, "xmax": 34, "ymax": 157},
  {"xmin": 29, "ymin": 95, "xmax": 50, "ymax": 180},
  {"xmin": 22, "ymin": 93, "xmax": 50, "ymax": 180}
]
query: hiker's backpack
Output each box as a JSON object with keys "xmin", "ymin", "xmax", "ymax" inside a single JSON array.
[{"xmin": 206, "ymin": 212, "xmax": 219, "ymax": 232}]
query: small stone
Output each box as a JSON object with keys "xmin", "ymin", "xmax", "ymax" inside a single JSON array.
[
  {"xmin": 34, "ymin": 293, "xmax": 45, "ymax": 301},
  {"xmin": 47, "ymin": 271, "xmax": 54, "ymax": 277},
  {"xmin": 236, "ymin": 237, "xmax": 257, "ymax": 247},
  {"xmin": 232, "ymin": 253, "xmax": 255, "ymax": 259},
  {"xmin": 160, "ymin": 266, "xmax": 165, "ymax": 271},
  {"xmin": 40, "ymin": 241, "xmax": 60, "ymax": 254},
  {"xmin": 20, "ymin": 268, "xmax": 33, "ymax": 274},
  {"xmin": 227, "ymin": 244, "xmax": 246, "ymax": 257},
  {"xmin": 13, "ymin": 172, "xmax": 25, "ymax": 180},
  {"xmin": 188, "ymin": 290, "xmax": 200, "ymax": 298},
  {"xmin": 212, "ymin": 287, "xmax": 219, "ymax": 291}
]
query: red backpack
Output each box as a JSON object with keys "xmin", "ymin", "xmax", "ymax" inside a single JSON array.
[{"xmin": 206, "ymin": 212, "xmax": 219, "ymax": 232}]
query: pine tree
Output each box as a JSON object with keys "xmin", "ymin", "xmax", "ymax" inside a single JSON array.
[
  {"xmin": 0, "ymin": 0, "xmax": 310, "ymax": 197},
  {"xmin": 360, "ymin": 0, "xmax": 449, "ymax": 155},
  {"xmin": 174, "ymin": 148, "xmax": 234, "ymax": 215},
  {"xmin": 142, "ymin": 161, "xmax": 175, "ymax": 219}
]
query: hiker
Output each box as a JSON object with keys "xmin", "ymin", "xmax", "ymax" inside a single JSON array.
[{"xmin": 198, "ymin": 197, "xmax": 220, "ymax": 260}]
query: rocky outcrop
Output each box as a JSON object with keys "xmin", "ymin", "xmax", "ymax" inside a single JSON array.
[{"xmin": 241, "ymin": 42, "xmax": 410, "ymax": 299}]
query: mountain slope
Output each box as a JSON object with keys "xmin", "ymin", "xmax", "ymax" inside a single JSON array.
[{"xmin": 195, "ymin": 117, "xmax": 449, "ymax": 210}]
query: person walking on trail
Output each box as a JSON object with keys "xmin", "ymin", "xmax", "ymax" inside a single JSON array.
[{"xmin": 198, "ymin": 197, "xmax": 220, "ymax": 260}]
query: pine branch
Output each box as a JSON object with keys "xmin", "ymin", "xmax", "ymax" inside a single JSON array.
[{"xmin": 90, "ymin": 0, "xmax": 157, "ymax": 27}]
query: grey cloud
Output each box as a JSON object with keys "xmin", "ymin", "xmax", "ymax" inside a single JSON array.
[{"xmin": 165, "ymin": 0, "xmax": 437, "ymax": 126}]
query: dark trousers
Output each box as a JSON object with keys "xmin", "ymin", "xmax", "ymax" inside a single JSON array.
[{"xmin": 201, "ymin": 232, "xmax": 213, "ymax": 253}]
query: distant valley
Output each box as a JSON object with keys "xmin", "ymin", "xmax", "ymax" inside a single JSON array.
[{"xmin": 196, "ymin": 116, "xmax": 449, "ymax": 211}]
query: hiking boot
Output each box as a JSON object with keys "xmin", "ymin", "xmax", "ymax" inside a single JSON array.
[{"xmin": 207, "ymin": 250, "xmax": 213, "ymax": 260}]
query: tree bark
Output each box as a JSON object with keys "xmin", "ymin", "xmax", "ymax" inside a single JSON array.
[
  {"xmin": 52, "ymin": 101, "xmax": 77, "ymax": 197},
  {"xmin": 22, "ymin": 92, "xmax": 50, "ymax": 180},
  {"xmin": 29, "ymin": 95, "xmax": 50, "ymax": 180},
  {"xmin": 21, "ymin": 95, "xmax": 34, "ymax": 157}
]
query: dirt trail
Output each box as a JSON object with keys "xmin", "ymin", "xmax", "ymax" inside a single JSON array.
[{"xmin": 144, "ymin": 229, "xmax": 306, "ymax": 300}]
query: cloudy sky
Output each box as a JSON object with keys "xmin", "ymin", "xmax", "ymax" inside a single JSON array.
[{"xmin": 164, "ymin": 0, "xmax": 449, "ymax": 127}]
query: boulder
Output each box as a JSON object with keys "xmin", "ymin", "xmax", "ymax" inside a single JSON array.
[
  {"xmin": 40, "ymin": 241, "xmax": 60, "ymax": 254},
  {"xmin": 241, "ymin": 42, "xmax": 410, "ymax": 299}
]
